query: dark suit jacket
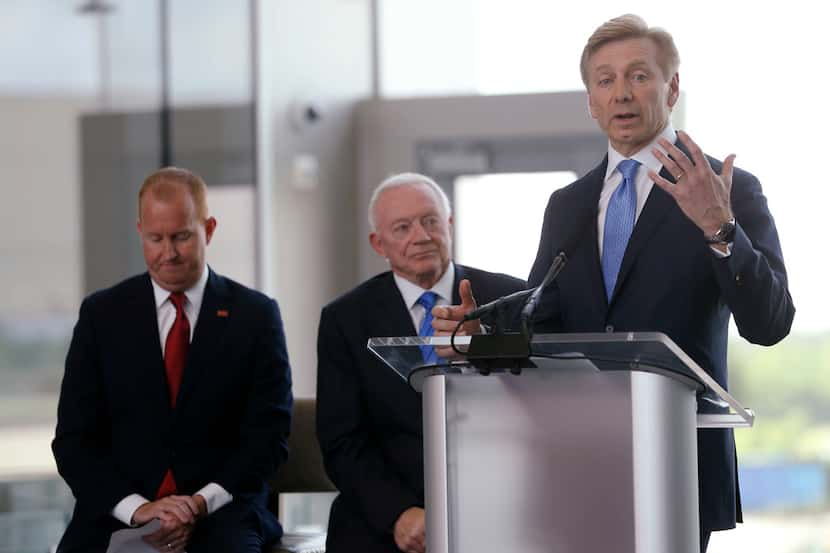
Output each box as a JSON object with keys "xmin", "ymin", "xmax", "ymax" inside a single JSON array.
[
  {"xmin": 316, "ymin": 264, "xmax": 526, "ymax": 553},
  {"xmin": 528, "ymin": 149, "xmax": 794, "ymax": 533},
  {"xmin": 52, "ymin": 269, "xmax": 293, "ymax": 552}
]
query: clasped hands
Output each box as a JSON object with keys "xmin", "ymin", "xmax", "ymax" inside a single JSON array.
[{"xmin": 132, "ymin": 494, "xmax": 207, "ymax": 553}]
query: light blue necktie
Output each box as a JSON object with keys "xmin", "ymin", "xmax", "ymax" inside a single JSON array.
[
  {"xmin": 602, "ymin": 159, "xmax": 640, "ymax": 301},
  {"xmin": 417, "ymin": 291, "xmax": 439, "ymax": 364}
]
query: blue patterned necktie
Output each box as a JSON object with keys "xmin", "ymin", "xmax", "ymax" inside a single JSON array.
[
  {"xmin": 601, "ymin": 159, "xmax": 640, "ymax": 301},
  {"xmin": 416, "ymin": 291, "xmax": 439, "ymax": 364}
]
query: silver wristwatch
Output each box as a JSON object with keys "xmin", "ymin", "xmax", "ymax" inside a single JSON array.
[{"xmin": 704, "ymin": 217, "xmax": 736, "ymax": 244}]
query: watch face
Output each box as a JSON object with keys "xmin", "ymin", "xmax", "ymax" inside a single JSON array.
[
  {"xmin": 720, "ymin": 219, "xmax": 737, "ymax": 242},
  {"xmin": 707, "ymin": 219, "xmax": 736, "ymax": 244}
]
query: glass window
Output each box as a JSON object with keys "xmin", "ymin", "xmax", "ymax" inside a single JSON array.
[
  {"xmin": 0, "ymin": 2, "xmax": 260, "ymax": 550},
  {"xmin": 454, "ymin": 172, "xmax": 576, "ymax": 279}
]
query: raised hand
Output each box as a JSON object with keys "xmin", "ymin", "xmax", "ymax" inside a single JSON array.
[
  {"xmin": 431, "ymin": 279, "xmax": 480, "ymax": 358},
  {"xmin": 431, "ymin": 279, "xmax": 479, "ymax": 336},
  {"xmin": 649, "ymin": 130, "xmax": 735, "ymax": 240}
]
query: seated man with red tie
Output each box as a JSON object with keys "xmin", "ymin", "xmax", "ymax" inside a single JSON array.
[
  {"xmin": 52, "ymin": 167, "xmax": 293, "ymax": 553},
  {"xmin": 316, "ymin": 173, "xmax": 526, "ymax": 553}
]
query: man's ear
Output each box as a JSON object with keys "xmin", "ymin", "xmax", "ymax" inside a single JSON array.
[
  {"xmin": 204, "ymin": 217, "xmax": 217, "ymax": 245},
  {"xmin": 667, "ymin": 73, "xmax": 680, "ymax": 108},
  {"xmin": 369, "ymin": 232, "xmax": 385, "ymax": 258}
]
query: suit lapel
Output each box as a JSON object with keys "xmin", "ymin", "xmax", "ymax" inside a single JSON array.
[
  {"xmin": 366, "ymin": 273, "xmax": 426, "ymax": 377},
  {"xmin": 130, "ymin": 275, "xmax": 173, "ymax": 418},
  {"xmin": 175, "ymin": 269, "xmax": 231, "ymax": 411},
  {"xmin": 371, "ymin": 273, "xmax": 417, "ymax": 337},
  {"xmin": 575, "ymin": 159, "xmax": 609, "ymax": 312},
  {"xmin": 611, "ymin": 141, "xmax": 687, "ymax": 303}
]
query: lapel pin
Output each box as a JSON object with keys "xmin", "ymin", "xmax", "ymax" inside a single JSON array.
[{"xmin": 216, "ymin": 309, "xmax": 229, "ymax": 318}]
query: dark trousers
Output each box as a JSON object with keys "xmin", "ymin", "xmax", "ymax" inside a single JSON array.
[{"xmin": 188, "ymin": 490, "xmax": 282, "ymax": 553}]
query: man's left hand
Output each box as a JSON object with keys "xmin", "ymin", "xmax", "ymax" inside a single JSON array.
[
  {"xmin": 141, "ymin": 494, "xmax": 207, "ymax": 553},
  {"xmin": 142, "ymin": 517, "xmax": 194, "ymax": 553},
  {"xmin": 649, "ymin": 130, "xmax": 735, "ymax": 238}
]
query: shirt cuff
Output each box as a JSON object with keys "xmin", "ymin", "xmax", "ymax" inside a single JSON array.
[
  {"xmin": 195, "ymin": 482, "xmax": 233, "ymax": 515},
  {"xmin": 710, "ymin": 243, "xmax": 733, "ymax": 258},
  {"xmin": 112, "ymin": 494, "xmax": 150, "ymax": 527}
]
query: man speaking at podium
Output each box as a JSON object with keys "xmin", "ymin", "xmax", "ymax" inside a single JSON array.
[
  {"xmin": 432, "ymin": 14, "xmax": 794, "ymax": 552},
  {"xmin": 316, "ymin": 173, "xmax": 524, "ymax": 553}
]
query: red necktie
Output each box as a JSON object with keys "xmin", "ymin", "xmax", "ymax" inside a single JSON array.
[{"xmin": 156, "ymin": 291, "xmax": 190, "ymax": 498}]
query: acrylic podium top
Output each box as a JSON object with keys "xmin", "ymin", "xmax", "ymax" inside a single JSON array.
[{"xmin": 368, "ymin": 331, "xmax": 754, "ymax": 429}]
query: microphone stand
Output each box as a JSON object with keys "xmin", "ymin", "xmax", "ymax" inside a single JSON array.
[{"xmin": 451, "ymin": 252, "xmax": 568, "ymax": 376}]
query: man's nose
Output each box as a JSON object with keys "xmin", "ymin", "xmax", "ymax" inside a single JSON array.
[
  {"xmin": 613, "ymin": 79, "xmax": 632, "ymax": 102},
  {"xmin": 162, "ymin": 239, "xmax": 178, "ymax": 259},
  {"xmin": 411, "ymin": 221, "xmax": 431, "ymax": 241}
]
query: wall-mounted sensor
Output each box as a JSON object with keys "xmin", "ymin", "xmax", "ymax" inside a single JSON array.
[{"xmin": 289, "ymin": 100, "xmax": 324, "ymax": 133}]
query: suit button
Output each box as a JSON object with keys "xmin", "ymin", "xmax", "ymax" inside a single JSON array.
[
  {"xmin": 605, "ymin": 325, "xmax": 614, "ymax": 333},
  {"xmin": 735, "ymin": 273, "xmax": 743, "ymax": 286}
]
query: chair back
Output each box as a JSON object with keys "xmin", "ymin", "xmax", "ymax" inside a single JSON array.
[{"xmin": 270, "ymin": 398, "xmax": 336, "ymax": 499}]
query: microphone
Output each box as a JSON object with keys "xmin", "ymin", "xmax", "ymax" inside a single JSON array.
[
  {"xmin": 451, "ymin": 200, "xmax": 590, "ymax": 373},
  {"xmin": 520, "ymin": 251, "xmax": 567, "ymax": 336},
  {"xmin": 462, "ymin": 288, "xmax": 534, "ymax": 322},
  {"xmin": 461, "ymin": 202, "xmax": 590, "ymax": 325},
  {"xmin": 519, "ymin": 199, "xmax": 597, "ymax": 332}
]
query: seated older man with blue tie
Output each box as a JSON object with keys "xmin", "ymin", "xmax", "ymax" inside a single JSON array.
[{"xmin": 316, "ymin": 172, "xmax": 525, "ymax": 553}]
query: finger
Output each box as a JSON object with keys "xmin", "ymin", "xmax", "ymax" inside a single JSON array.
[
  {"xmin": 142, "ymin": 528, "xmax": 172, "ymax": 548},
  {"xmin": 431, "ymin": 304, "xmax": 468, "ymax": 323},
  {"xmin": 657, "ymin": 137, "xmax": 694, "ymax": 173},
  {"xmin": 413, "ymin": 530, "xmax": 426, "ymax": 550},
  {"xmin": 169, "ymin": 495, "xmax": 199, "ymax": 517},
  {"xmin": 163, "ymin": 498, "xmax": 194, "ymax": 524},
  {"xmin": 647, "ymin": 169, "xmax": 678, "ymax": 198},
  {"xmin": 458, "ymin": 279, "xmax": 477, "ymax": 310},
  {"xmin": 676, "ymin": 130, "xmax": 713, "ymax": 173},
  {"xmin": 165, "ymin": 527, "xmax": 192, "ymax": 553},
  {"xmin": 721, "ymin": 153, "xmax": 736, "ymax": 187},
  {"xmin": 166, "ymin": 532, "xmax": 189, "ymax": 553},
  {"xmin": 155, "ymin": 510, "xmax": 180, "ymax": 526},
  {"xmin": 652, "ymin": 148, "xmax": 685, "ymax": 181},
  {"xmin": 163, "ymin": 505, "xmax": 190, "ymax": 525},
  {"xmin": 432, "ymin": 316, "xmax": 464, "ymax": 333}
]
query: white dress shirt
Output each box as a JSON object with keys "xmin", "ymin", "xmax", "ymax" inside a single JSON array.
[
  {"xmin": 393, "ymin": 262, "xmax": 455, "ymax": 332},
  {"xmin": 111, "ymin": 265, "xmax": 232, "ymax": 526}
]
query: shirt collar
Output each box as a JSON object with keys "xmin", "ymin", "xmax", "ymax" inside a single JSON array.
[
  {"xmin": 393, "ymin": 262, "xmax": 455, "ymax": 310},
  {"xmin": 151, "ymin": 264, "xmax": 209, "ymax": 311},
  {"xmin": 605, "ymin": 122, "xmax": 677, "ymax": 182}
]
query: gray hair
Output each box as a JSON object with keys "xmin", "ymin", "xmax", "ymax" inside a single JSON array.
[
  {"xmin": 580, "ymin": 14, "xmax": 680, "ymax": 87},
  {"xmin": 367, "ymin": 172, "xmax": 452, "ymax": 231}
]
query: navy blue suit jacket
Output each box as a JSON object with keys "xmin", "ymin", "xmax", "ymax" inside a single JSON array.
[
  {"xmin": 528, "ymin": 150, "xmax": 794, "ymax": 532},
  {"xmin": 316, "ymin": 265, "xmax": 525, "ymax": 553},
  {"xmin": 52, "ymin": 269, "xmax": 293, "ymax": 552}
]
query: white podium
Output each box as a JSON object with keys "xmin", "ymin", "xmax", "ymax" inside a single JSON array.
[{"xmin": 369, "ymin": 331, "xmax": 753, "ymax": 553}]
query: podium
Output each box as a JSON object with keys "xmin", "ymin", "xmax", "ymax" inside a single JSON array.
[{"xmin": 369, "ymin": 332, "xmax": 753, "ymax": 553}]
